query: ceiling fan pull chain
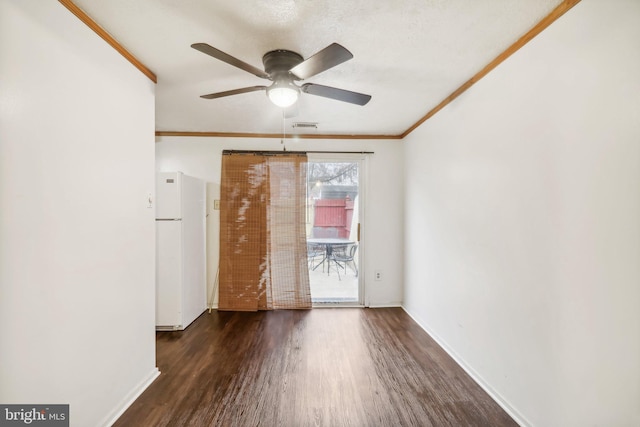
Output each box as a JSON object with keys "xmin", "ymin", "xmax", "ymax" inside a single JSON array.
[{"xmin": 281, "ymin": 109, "xmax": 287, "ymax": 151}]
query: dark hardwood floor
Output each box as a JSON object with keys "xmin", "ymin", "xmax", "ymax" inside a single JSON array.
[{"xmin": 114, "ymin": 308, "xmax": 516, "ymax": 426}]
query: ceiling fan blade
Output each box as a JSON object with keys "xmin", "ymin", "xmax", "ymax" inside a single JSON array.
[
  {"xmin": 200, "ymin": 86, "xmax": 267, "ymax": 99},
  {"xmin": 191, "ymin": 43, "xmax": 270, "ymax": 79},
  {"xmin": 301, "ymin": 83, "xmax": 371, "ymax": 106},
  {"xmin": 289, "ymin": 43, "xmax": 353, "ymax": 80}
]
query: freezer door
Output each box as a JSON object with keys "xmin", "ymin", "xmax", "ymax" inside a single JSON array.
[
  {"xmin": 156, "ymin": 172, "xmax": 182, "ymax": 219},
  {"xmin": 156, "ymin": 220, "xmax": 182, "ymax": 328}
]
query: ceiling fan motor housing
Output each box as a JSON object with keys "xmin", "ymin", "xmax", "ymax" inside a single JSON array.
[{"xmin": 262, "ymin": 50, "xmax": 304, "ymax": 81}]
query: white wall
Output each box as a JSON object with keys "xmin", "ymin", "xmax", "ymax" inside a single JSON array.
[
  {"xmin": 0, "ymin": 2, "xmax": 158, "ymax": 426},
  {"xmin": 403, "ymin": 1, "xmax": 640, "ymax": 426},
  {"xmin": 156, "ymin": 136, "xmax": 404, "ymax": 307}
]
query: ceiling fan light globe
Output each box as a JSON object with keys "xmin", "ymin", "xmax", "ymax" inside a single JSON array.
[{"xmin": 267, "ymin": 86, "xmax": 299, "ymax": 108}]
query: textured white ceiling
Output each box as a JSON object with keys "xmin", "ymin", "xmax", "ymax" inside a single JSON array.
[{"xmin": 71, "ymin": 0, "xmax": 563, "ymax": 136}]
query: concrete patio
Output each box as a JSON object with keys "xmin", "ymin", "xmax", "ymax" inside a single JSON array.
[{"xmin": 308, "ymin": 259, "xmax": 359, "ymax": 304}]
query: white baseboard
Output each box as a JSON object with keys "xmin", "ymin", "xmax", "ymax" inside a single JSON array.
[
  {"xmin": 401, "ymin": 306, "xmax": 531, "ymax": 427},
  {"xmin": 101, "ymin": 367, "xmax": 161, "ymax": 427}
]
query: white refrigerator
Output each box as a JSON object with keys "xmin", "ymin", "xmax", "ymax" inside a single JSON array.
[{"xmin": 155, "ymin": 172, "xmax": 206, "ymax": 330}]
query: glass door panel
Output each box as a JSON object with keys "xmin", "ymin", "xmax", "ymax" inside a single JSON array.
[{"xmin": 306, "ymin": 159, "xmax": 361, "ymax": 305}]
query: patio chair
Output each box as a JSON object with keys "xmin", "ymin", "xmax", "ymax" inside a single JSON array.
[
  {"xmin": 328, "ymin": 243, "xmax": 358, "ymax": 280},
  {"xmin": 307, "ymin": 242, "xmax": 326, "ymax": 271}
]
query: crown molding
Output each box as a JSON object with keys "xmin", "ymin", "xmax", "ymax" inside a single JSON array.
[
  {"xmin": 155, "ymin": 131, "xmax": 402, "ymax": 140},
  {"xmin": 58, "ymin": 0, "xmax": 157, "ymax": 83},
  {"xmin": 401, "ymin": 0, "xmax": 581, "ymax": 138}
]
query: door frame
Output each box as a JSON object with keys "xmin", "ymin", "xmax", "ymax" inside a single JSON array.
[{"xmin": 307, "ymin": 153, "xmax": 368, "ymax": 306}]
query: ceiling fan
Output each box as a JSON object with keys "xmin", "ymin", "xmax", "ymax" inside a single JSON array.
[{"xmin": 191, "ymin": 42, "xmax": 372, "ymax": 108}]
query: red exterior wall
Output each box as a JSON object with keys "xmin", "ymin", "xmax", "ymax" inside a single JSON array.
[{"xmin": 312, "ymin": 198, "xmax": 354, "ymax": 238}]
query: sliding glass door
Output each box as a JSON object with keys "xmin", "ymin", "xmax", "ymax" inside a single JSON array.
[{"xmin": 306, "ymin": 155, "xmax": 363, "ymax": 305}]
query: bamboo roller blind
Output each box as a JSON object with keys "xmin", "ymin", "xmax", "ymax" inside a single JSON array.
[{"xmin": 219, "ymin": 153, "xmax": 311, "ymax": 311}]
